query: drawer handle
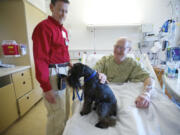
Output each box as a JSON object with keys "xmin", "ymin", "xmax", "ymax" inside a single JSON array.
[
  {"xmin": 27, "ymin": 96, "xmax": 29, "ymax": 99},
  {"xmin": 21, "ymin": 73, "xmax": 24, "ymax": 76},
  {"xmin": 23, "ymin": 81, "xmax": 26, "ymax": 85}
]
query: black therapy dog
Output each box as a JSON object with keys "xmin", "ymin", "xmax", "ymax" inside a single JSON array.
[{"xmin": 67, "ymin": 63, "xmax": 117, "ymax": 128}]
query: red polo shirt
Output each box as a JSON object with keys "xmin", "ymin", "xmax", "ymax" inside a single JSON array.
[{"xmin": 32, "ymin": 16, "xmax": 70, "ymax": 92}]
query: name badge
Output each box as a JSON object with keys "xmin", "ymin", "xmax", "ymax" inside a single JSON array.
[
  {"xmin": 62, "ymin": 31, "xmax": 66, "ymax": 38},
  {"xmin": 65, "ymin": 39, "xmax": 69, "ymax": 46}
]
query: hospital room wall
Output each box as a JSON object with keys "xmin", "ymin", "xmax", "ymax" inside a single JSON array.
[
  {"xmin": 46, "ymin": 0, "xmax": 174, "ymax": 51},
  {"xmin": 26, "ymin": 0, "xmax": 46, "ymax": 13}
]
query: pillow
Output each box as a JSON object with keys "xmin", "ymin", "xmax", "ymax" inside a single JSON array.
[{"xmin": 82, "ymin": 54, "xmax": 108, "ymax": 68}]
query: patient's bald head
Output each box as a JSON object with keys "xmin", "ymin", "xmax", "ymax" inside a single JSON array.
[
  {"xmin": 113, "ymin": 37, "xmax": 132, "ymax": 64},
  {"xmin": 114, "ymin": 38, "xmax": 132, "ymax": 49}
]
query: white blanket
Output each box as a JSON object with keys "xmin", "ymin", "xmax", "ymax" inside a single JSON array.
[{"xmin": 63, "ymin": 83, "xmax": 180, "ymax": 135}]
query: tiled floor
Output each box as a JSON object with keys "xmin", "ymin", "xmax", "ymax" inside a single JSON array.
[{"xmin": 2, "ymin": 99, "xmax": 47, "ymax": 135}]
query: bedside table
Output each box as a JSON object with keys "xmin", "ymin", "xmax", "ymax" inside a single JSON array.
[
  {"xmin": 153, "ymin": 67, "xmax": 172, "ymax": 98},
  {"xmin": 162, "ymin": 75, "xmax": 180, "ymax": 102},
  {"xmin": 153, "ymin": 67, "xmax": 164, "ymax": 87}
]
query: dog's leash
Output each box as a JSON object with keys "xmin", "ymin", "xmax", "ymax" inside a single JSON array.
[
  {"xmin": 72, "ymin": 71, "xmax": 97, "ymax": 102},
  {"xmin": 72, "ymin": 88, "xmax": 84, "ymax": 101}
]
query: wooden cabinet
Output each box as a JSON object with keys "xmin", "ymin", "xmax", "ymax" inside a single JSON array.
[
  {"xmin": 12, "ymin": 68, "xmax": 42, "ymax": 117},
  {"xmin": 18, "ymin": 89, "xmax": 40, "ymax": 116},
  {"xmin": 0, "ymin": 0, "xmax": 45, "ymax": 132},
  {"xmin": 0, "ymin": 77, "xmax": 18, "ymax": 132},
  {"xmin": 0, "ymin": 0, "xmax": 46, "ymax": 89},
  {"xmin": 153, "ymin": 67, "xmax": 164, "ymax": 87},
  {"xmin": 0, "ymin": 68, "xmax": 42, "ymax": 133},
  {"xmin": 12, "ymin": 69, "xmax": 32, "ymax": 98}
]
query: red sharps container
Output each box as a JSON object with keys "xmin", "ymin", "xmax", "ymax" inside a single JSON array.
[{"xmin": 1, "ymin": 40, "xmax": 20, "ymax": 57}]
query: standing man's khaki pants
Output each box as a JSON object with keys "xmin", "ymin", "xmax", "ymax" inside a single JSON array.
[{"xmin": 43, "ymin": 67, "xmax": 70, "ymax": 135}]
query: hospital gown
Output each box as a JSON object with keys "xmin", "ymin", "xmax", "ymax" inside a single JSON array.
[{"xmin": 94, "ymin": 55, "xmax": 149, "ymax": 83}]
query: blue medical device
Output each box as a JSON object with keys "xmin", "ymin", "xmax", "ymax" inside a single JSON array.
[
  {"xmin": 171, "ymin": 47, "xmax": 180, "ymax": 61},
  {"xmin": 167, "ymin": 47, "xmax": 180, "ymax": 61},
  {"xmin": 161, "ymin": 19, "xmax": 175, "ymax": 33}
]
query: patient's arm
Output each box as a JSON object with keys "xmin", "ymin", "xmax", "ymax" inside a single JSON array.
[
  {"xmin": 143, "ymin": 77, "xmax": 154, "ymax": 93},
  {"xmin": 135, "ymin": 77, "xmax": 153, "ymax": 108}
]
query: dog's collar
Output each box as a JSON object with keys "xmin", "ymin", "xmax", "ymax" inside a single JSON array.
[{"xmin": 84, "ymin": 71, "xmax": 97, "ymax": 82}]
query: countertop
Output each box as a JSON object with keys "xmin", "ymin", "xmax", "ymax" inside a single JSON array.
[
  {"xmin": 163, "ymin": 75, "xmax": 180, "ymax": 102},
  {"xmin": 0, "ymin": 66, "xmax": 31, "ymax": 77}
]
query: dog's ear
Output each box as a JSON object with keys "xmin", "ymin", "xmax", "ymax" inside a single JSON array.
[
  {"xmin": 68, "ymin": 77, "xmax": 82, "ymax": 89},
  {"xmin": 82, "ymin": 64, "xmax": 92, "ymax": 76},
  {"xmin": 82, "ymin": 65, "xmax": 85, "ymax": 75},
  {"xmin": 68, "ymin": 68, "xmax": 72, "ymax": 76},
  {"xmin": 75, "ymin": 80, "xmax": 82, "ymax": 89},
  {"xmin": 67, "ymin": 64, "xmax": 83, "ymax": 89}
]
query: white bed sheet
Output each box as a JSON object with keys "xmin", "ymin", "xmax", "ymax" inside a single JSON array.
[
  {"xmin": 63, "ymin": 83, "xmax": 180, "ymax": 135},
  {"xmin": 63, "ymin": 53, "xmax": 179, "ymax": 135}
]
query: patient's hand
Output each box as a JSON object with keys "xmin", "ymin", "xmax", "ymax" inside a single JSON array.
[
  {"xmin": 68, "ymin": 62, "xmax": 73, "ymax": 68},
  {"xmin": 98, "ymin": 72, "xmax": 108, "ymax": 84},
  {"xmin": 135, "ymin": 94, "xmax": 150, "ymax": 108}
]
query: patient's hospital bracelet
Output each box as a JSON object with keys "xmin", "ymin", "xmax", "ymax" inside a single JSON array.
[
  {"xmin": 143, "ymin": 85, "xmax": 152, "ymax": 98},
  {"xmin": 144, "ymin": 85, "xmax": 152, "ymax": 92},
  {"xmin": 142, "ymin": 92, "xmax": 151, "ymax": 99}
]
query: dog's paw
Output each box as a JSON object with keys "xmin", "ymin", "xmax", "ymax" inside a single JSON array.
[
  {"xmin": 92, "ymin": 106, "xmax": 96, "ymax": 110},
  {"xmin": 80, "ymin": 111, "xmax": 87, "ymax": 116},
  {"xmin": 95, "ymin": 122, "xmax": 108, "ymax": 129},
  {"xmin": 80, "ymin": 110, "xmax": 91, "ymax": 116},
  {"xmin": 80, "ymin": 111, "xmax": 85, "ymax": 116}
]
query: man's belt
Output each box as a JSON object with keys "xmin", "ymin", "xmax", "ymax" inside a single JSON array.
[{"xmin": 49, "ymin": 62, "xmax": 69, "ymax": 68}]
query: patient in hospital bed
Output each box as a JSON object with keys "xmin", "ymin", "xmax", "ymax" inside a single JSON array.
[
  {"xmin": 94, "ymin": 38, "xmax": 152, "ymax": 108},
  {"xmin": 63, "ymin": 38, "xmax": 180, "ymax": 135}
]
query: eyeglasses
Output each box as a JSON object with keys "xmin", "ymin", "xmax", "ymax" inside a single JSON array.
[{"xmin": 114, "ymin": 46, "xmax": 129, "ymax": 50}]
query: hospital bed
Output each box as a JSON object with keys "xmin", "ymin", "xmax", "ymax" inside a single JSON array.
[{"xmin": 63, "ymin": 53, "xmax": 180, "ymax": 135}]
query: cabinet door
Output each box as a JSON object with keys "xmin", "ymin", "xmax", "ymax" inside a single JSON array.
[
  {"xmin": 12, "ymin": 69, "xmax": 32, "ymax": 98},
  {"xmin": 18, "ymin": 89, "xmax": 42, "ymax": 116},
  {"xmin": 0, "ymin": 84, "xmax": 19, "ymax": 133}
]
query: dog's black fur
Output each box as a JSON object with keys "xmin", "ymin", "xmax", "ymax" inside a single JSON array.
[{"xmin": 67, "ymin": 63, "xmax": 117, "ymax": 128}]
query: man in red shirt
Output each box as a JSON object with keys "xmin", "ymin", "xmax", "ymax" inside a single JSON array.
[{"xmin": 32, "ymin": 0, "xmax": 71, "ymax": 135}]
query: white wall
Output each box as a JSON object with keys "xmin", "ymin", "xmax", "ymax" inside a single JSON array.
[
  {"xmin": 45, "ymin": 0, "xmax": 51, "ymax": 15},
  {"xmin": 44, "ymin": 0, "xmax": 180, "ymax": 51},
  {"xmin": 63, "ymin": 0, "xmax": 175, "ymax": 51},
  {"xmin": 27, "ymin": 0, "xmax": 46, "ymax": 13}
]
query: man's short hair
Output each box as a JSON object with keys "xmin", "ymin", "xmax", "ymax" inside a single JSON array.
[{"xmin": 51, "ymin": 0, "xmax": 70, "ymax": 5}]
